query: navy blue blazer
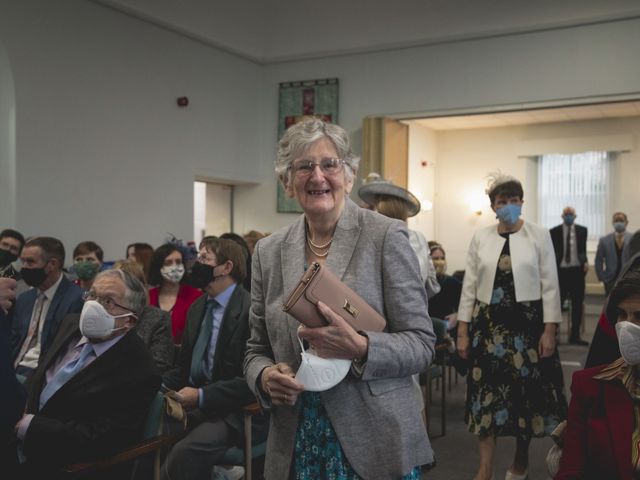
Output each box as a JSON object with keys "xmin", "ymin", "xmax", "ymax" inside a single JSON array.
[{"xmin": 10, "ymin": 275, "xmax": 83, "ymax": 365}]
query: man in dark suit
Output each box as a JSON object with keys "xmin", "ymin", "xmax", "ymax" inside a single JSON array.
[
  {"xmin": 550, "ymin": 206, "xmax": 589, "ymax": 345},
  {"xmin": 10, "ymin": 237, "xmax": 84, "ymax": 374},
  {"xmin": 595, "ymin": 211, "xmax": 633, "ymax": 294},
  {"xmin": 14, "ymin": 269, "xmax": 161, "ymax": 477},
  {"xmin": 162, "ymin": 237, "xmax": 264, "ymax": 480}
]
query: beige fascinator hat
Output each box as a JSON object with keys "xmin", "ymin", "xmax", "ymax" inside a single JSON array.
[
  {"xmin": 358, "ymin": 173, "xmax": 421, "ymax": 217},
  {"xmin": 485, "ymin": 171, "xmax": 520, "ymax": 196}
]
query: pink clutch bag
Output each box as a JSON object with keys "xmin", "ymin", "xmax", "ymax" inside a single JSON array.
[{"xmin": 282, "ymin": 262, "xmax": 386, "ymax": 332}]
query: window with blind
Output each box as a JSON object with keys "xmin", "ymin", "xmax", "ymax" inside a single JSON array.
[{"xmin": 538, "ymin": 151, "xmax": 610, "ymax": 241}]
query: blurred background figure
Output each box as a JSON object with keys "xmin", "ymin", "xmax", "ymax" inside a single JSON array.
[
  {"xmin": 586, "ymin": 235, "xmax": 640, "ymax": 368},
  {"xmin": 12, "ymin": 236, "xmax": 84, "ymax": 376},
  {"xmin": 71, "ymin": 241, "xmax": 103, "ymax": 291},
  {"xmin": 550, "ymin": 206, "xmax": 589, "ymax": 346},
  {"xmin": 243, "ymin": 230, "xmax": 267, "ymax": 256},
  {"xmin": 358, "ymin": 174, "xmax": 440, "ymax": 298},
  {"xmin": 595, "ymin": 212, "xmax": 632, "ymax": 295},
  {"xmin": 113, "ymin": 260, "xmax": 175, "ymax": 372},
  {"xmin": 220, "ymin": 232, "xmax": 252, "ymax": 292},
  {"xmin": 428, "ymin": 243, "xmax": 462, "ymax": 326},
  {"xmin": 457, "ymin": 173, "xmax": 567, "ymax": 480},
  {"xmin": 148, "ymin": 243, "xmax": 202, "ymax": 345},
  {"xmin": 126, "ymin": 242, "xmax": 154, "ymax": 284},
  {"xmin": 557, "ymin": 254, "xmax": 640, "ymax": 480},
  {"xmin": 0, "ymin": 228, "xmax": 28, "ymax": 295}
]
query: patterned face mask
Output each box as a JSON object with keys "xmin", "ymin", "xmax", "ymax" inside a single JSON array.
[{"xmin": 161, "ymin": 264, "xmax": 185, "ymax": 283}]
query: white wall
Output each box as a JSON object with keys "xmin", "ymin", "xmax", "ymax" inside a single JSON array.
[
  {"xmin": 0, "ymin": 0, "xmax": 264, "ymax": 263},
  {"xmin": 236, "ymin": 17, "xmax": 640, "ymax": 239},
  {"xmin": 1, "ymin": 2, "xmax": 640, "ymax": 265},
  {"xmin": 406, "ymin": 122, "xmax": 436, "ymax": 240},
  {"xmin": 419, "ymin": 117, "xmax": 640, "ymax": 272},
  {"xmin": 0, "ymin": 40, "xmax": 16, "ymax": 226}
]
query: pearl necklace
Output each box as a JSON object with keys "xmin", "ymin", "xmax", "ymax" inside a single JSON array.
[
  {"xmin": 306, "ymin": 235, "xmax": 330, "ymax": 257},
  {"xmin": 307, "ymin": 235, "xmax": 333, "ymax": 249}
]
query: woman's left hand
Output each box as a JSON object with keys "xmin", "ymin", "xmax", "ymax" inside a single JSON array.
[
  {"xmin": 538, "ymin": 325, "xmax": 557, "ymax": 358},
  {"xmin": 298, "ymin": 301, "xmax": 369, "ymax": 360}
]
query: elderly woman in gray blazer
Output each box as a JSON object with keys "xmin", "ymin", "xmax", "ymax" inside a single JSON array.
[{"xmin": 244, "ymin": 118, "xmax": 435, "ymax": 480}]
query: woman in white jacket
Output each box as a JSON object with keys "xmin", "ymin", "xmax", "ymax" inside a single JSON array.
[{"xmin": 456, "ymin": 174, "xmax": 567, "ymax": 480}]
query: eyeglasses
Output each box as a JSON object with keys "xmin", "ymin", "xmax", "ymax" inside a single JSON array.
[
  {"xmin": 290, "ymin": 157, "xmax": 346, "ymax": 178},
  {"xmin": 83, "ymin": 291, "xmax": 131, "ymax": 312}
]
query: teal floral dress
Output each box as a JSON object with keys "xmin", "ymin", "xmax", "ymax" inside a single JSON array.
[
  {"xmin": 294, "ymin": 392, "xmax": 421, "ymax": 479},
  {"xmin": 465, "ymin": 233, "xmax": 568, "ymax": 439}
]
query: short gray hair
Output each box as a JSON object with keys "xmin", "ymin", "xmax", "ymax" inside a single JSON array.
[
  {"xmin": 95, "ymin": 269, "xmax": 147, "ymax": 317},
  {"xmin": 275, "ymin": 117, "xmax": 360, "ymax": 183}
]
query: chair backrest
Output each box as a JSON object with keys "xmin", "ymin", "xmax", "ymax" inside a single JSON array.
[
  {"xmin": 430, "ymin": 317, "xmax": 448, "ymax": 343},
  {"xmin": 142, "ymin": 391, "xmax": 165, "ymax": 439}
]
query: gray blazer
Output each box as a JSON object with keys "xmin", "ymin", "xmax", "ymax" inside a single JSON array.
[
  {"xmin": 244, "ymin": 198, "xmax": 436, "ymax": 479},
  {"xmin": 595, "ymin": 231, "xmax": 633, "ymax": 284}
]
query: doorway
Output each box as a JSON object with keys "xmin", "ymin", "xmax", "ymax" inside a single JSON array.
[{"xmin": 193, "ymin": 181, "xmax": 234, "ymax": 245}]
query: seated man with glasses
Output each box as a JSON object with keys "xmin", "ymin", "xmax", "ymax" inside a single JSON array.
[
  {"xmin": 161, "ymin": 237, "xmax": 266, "ymax": 480},
  {"xmin": 13, "ymin": 269, "xmax": 161, "ymax": 478}
]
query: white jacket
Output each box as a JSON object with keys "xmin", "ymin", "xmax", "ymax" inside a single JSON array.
[
  {"xmin": 408, "ymin": 229, "xmax": 440, "ymax": 298},
  {"xmin": 458, "ymin": 221, "xmax": 561, "ymax": 324}
]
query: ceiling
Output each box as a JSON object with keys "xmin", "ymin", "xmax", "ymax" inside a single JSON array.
[
  {"xmin": 90, "ymin": 0, "xmax": 640, "ymax": 63},
  {"xmin": 413, "ymin": 101, "xmax": 640, "ymax": 130}
]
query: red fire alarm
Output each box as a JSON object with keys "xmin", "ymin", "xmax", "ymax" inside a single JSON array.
[
  {"xmin": 177, "ymin": 96, "xmax": 189, "ymax": 107},
  {"xmin": 421, "ymin": 160, "xmax": 428, "ymax": 167}
]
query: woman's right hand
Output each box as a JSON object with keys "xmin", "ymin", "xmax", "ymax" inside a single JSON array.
[
  {"xmin": 260, "ymin": 362, "xmax": 305, "ymax": 407},
  {"xmin": 456, "ymin": 323, "xmax": 470, "ymax": 359}
]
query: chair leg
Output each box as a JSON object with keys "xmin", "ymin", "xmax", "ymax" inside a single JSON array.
[
  {"xmin": 244, "ymin": 412, "xmax": 252, "ymax": 480},
  {"xmin": 153, "ymin": 451, "xmax": 161, "ymax": 480},
  {"xmin": 441, "ymin": 360, "xmax": 447, "ymax": 437}
]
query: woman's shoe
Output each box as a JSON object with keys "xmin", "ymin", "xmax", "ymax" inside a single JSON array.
[{"xmin": 505, "ymin": 468, "xmax": 528, "ymax": 480}]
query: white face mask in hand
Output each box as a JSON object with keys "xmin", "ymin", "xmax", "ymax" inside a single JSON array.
[
  {"xmin": 294, "ymin": 335, "xmax": 351, "ymax": 392},
  {"xmin": 616, "ymin": 321, "xmax": 640, "ymax": 366}
]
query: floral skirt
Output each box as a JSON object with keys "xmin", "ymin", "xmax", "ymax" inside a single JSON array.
[
  {"xmin": 465, "ymin": 302, "xmax": 568, "ymax": 439},
  {"xmin": 294, "ymin": 392, "xmax": 421, "ymax": 479}
]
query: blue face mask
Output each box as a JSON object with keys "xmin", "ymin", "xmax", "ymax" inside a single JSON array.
[
  {"xmin": 613, "ymin": 222, "xmax": 626, "ymax": 233},
  {"xmin": 563, "ymin": 214, "xmax": 575, "ymax": 226},
  {"xmin": 495, "ymin": 204, "xmax": 522, "ymax": 225}
]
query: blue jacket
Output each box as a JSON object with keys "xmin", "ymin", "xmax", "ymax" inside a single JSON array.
[{"xmin": 10, "ymin": 275, "xmax": 83, "ymax": 365}]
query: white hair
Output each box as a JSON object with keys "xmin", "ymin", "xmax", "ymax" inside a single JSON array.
[{"xmin": 275, "ymin": 117, "xmax": 360, "ymax": 184}]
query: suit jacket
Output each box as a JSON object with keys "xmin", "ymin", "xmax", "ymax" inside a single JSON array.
[
  {"xmin": 595, "ymin": 231, "xmax": 633, "ymax": 283},
  {"xmin": 550, "ymin": 223, "xmax": 588, "ymax": 268},
  {"xmin": 458, "ymin": 221, "xmax": 561, "ymax": 323},
  {"xmin": 10, "ymin": 275, "xmax": 83, "ymax": 364},
  {"xmin": 556, "ymin": 363, "xmax": 633, "ymax": 480},
  {"xmin": 22, "ymin": 314, "xmax": 161, "ymax": 469},
  {"xmin": 163, "ymin": 284, "xmax": 255, "ymax": 416},
  {"xmin": 244, "ymin": 198, "xmax": 436, "ymax": 480}
]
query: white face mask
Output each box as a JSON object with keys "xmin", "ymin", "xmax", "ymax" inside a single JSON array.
[
  {"xmin": 79, "ymin": 300, "xmax": 131, "ymax": 340},
  {"xmin": 161, "ymin": 264, "xmax": 185, "ymax": 283},
  {"xmin": 294, "ymin": 335, "xmax": 351, "ymax": 392},
  {"xmin": 615, "ymin": 321, "xmax": 640, "ymax": 366}
]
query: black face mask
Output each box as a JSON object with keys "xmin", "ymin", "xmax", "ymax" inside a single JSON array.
[
  {"xmin": 0, "ymin": 248, "xmax": 18, "ymax": 268},
  {"xmin": 21, "ymin": 266, "xmax": 48, "ymax": 287},
  {"xmin": 189, "ymin": 262, "xmax": 222, "ymax": 289}
]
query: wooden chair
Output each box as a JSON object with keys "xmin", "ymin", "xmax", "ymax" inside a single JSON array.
[
  {"xmin": 61, "ymin": 391, "xmax": 178, "ymax": 480},
  {"xmin": 420, "ymin": 317, "xmax": 450, "ymax": 437},
  {"xmin": 220, "ymin": 402, "xmax": 267, "ymax": 480}
]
